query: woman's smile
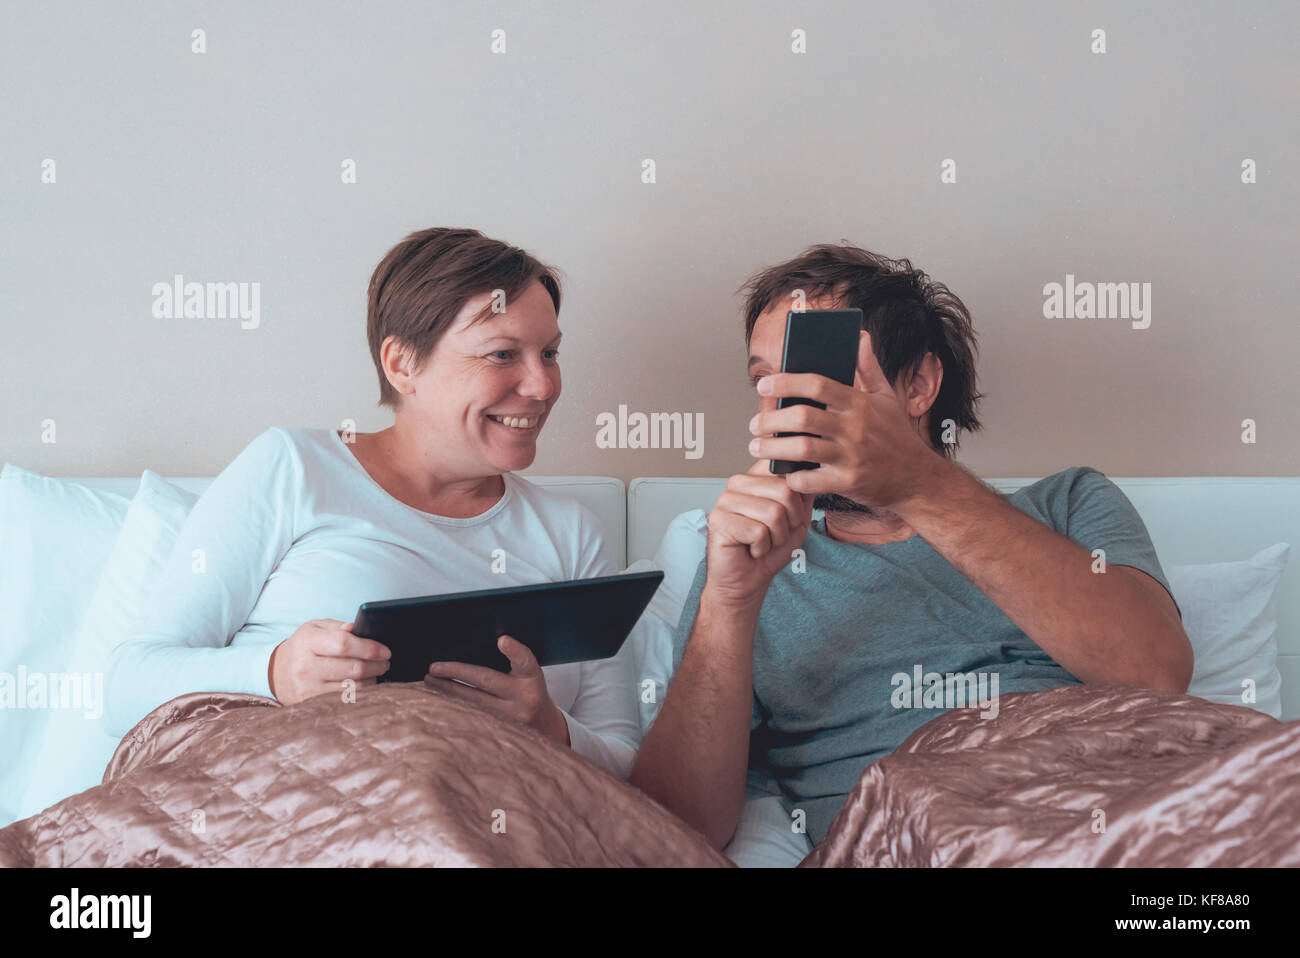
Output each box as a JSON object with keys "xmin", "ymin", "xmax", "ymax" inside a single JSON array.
[
  {"xmin": 486, "ymin": 412, "xmax": 542, "ymax": 432},
  {"xmin": 488, "ymin": 410, "xmax": 546, "ymax": 436}
]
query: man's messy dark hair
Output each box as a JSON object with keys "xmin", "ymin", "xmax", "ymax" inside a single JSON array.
[{"xmin": 738, "ymin": 242, "xmax": 983, "ymax": 457}]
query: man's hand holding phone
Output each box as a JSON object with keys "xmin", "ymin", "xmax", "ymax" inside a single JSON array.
[{"xmin": 750, "ymin": 330, "xmax": 942, "ymax": 512}]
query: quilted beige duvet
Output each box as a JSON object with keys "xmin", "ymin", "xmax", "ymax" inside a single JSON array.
[
  {"xmin": 4, "ymin": 682, "xmax": 1296, "ymax": 867},
  {"xmin": 0, "ymin": 683, "xmax": 729, "ymax": 867},
  {"xmin": 803, "ymin": 684, "xmax": 1300, "ymax": 867}
]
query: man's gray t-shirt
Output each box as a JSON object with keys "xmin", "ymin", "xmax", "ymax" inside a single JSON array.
[{"xmin": 669, "ymin": 466, "xmax": 1178, "ymax": 846}]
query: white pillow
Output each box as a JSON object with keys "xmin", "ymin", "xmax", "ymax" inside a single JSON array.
[
  {"xmin": 0, "ymin": 465, "xmax": 132, "ymax": 825},
  {"xmin": 1173, "ymin": 542, "xmax": 1289, "ymax": 718},
  {"xmin": 622, "ymin": 510, "xmax": 708, "ymax": 734},
  {"xmin": 15, "ymin": 471, "xmax": 199, "ymax": 820},
  {"xmin": 619, "ymin": 557, "xmax": 662, "ymax": 735}
]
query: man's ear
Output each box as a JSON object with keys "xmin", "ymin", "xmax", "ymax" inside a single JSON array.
[{"xmin": 903, "ymin": 352, "xmax": 944, "ymax": 417}]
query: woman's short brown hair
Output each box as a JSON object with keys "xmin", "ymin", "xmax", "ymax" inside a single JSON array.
[
  {"xmin": 366, "ymin": 227, "xmax": 563, "ymax": 409},
  {"xmin": 738, "ymin": 242, "xmax": 983, "ymax": 457}
]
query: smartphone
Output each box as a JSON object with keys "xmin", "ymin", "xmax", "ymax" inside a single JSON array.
[{"xmin": 768, "ymin": 308, "xmax": 863, "ymax": 474}]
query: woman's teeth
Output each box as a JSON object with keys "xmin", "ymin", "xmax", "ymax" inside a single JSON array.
[{"xmin": 489, "ymin": 415, "xmax": 536, "ymax": 429}]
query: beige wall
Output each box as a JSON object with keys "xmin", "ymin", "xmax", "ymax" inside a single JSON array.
[{"xmin": 2, "ymin": 1, "xmax": 1296, "ymax": 483}]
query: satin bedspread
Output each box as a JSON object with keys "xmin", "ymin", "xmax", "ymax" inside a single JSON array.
[
  {"xmin": 801, "ymin": 684, "xmax": 1300, "ymax": 867},
  {"xmin": 0, "ymin": 683, "xmax": 729, "ymax": 867},
  {"xmin": 5, "ymin": 682, "xmax": 1295, "ymax": 867}
]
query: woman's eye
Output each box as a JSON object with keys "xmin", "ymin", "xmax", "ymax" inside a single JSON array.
[
  {"xmin": 543, "ymin": 349, "xmax": 559, "ymax": 360},
  {"xmin": 491, "ymin": 350, "xmax": 513, "ymax": 361}
]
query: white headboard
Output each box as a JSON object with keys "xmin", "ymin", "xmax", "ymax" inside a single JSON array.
[{"xmin": 629, "ymin": 476, "xmax": 1300, "ymax": 721}]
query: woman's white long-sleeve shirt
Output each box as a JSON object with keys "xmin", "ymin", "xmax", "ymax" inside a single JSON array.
[{"xmin": 103, "ymin": 426, "xmax": 640, "ymax": 779}]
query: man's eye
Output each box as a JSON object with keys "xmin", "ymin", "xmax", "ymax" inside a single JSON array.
[
  {"xmin": 543, "ymin": 348, "xmax": 559, "ymax": 360},
  {"xmin": 491, "ymin": 350, "xmax": 513, "ymax": 361}
]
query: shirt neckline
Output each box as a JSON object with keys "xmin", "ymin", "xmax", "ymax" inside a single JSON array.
[
  {"xmin": 812, "ymin": 516, "xmax": 921, "ymax": 549},
  {"xmin": 329, "ymin": 428, "xmax": 514, "ymax": 526}
]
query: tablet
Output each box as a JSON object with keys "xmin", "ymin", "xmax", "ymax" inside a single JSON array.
[{"xmin": 353, "ymin": 570, "xmax": 665, "ymax": 683}]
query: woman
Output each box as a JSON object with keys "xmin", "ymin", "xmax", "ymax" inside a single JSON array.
[{"xmin": 103, "ymin": 228, "xmax": 639, "ymax": 778}]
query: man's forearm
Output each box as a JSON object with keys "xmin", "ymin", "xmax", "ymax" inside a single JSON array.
[
  {"xmin": 630, "ymin": 588, "xmax": 760, "ymax": 848},
  {"xmin": 897, "ymin": 456, "xmax": 1190, "ymax": 690}
]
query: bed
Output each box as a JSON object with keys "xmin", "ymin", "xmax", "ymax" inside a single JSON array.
[{"xmin": 1, "ymin": 466, "xmax": 1295, "ymax": 866}]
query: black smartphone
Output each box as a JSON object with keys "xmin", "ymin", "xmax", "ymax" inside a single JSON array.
[{"xmin": 768, "ymin": 308, "xmax": 863, "ymax": 474}]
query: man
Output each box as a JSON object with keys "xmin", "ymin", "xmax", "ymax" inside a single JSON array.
[{"xmin": 630, "ymin": 243, "xmax": 1192, "ymax": 852}]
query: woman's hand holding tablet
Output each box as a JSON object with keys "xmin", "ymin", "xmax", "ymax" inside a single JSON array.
[
  {"xmin": 425, "ymin": 634, "xmax": 571, "ymax": 744},
  {"xmin": 268, "ymin": 619, "xmax": 393, "ymax": 705}
]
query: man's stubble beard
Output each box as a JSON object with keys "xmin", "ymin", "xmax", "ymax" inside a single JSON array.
[
  {"xmin": 814, "ymin": 492, "xmax": 878, "ymax": 518},
  {"xmin": 809, "ymin": 420, "xmax": 944, "ymax": 520}
]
